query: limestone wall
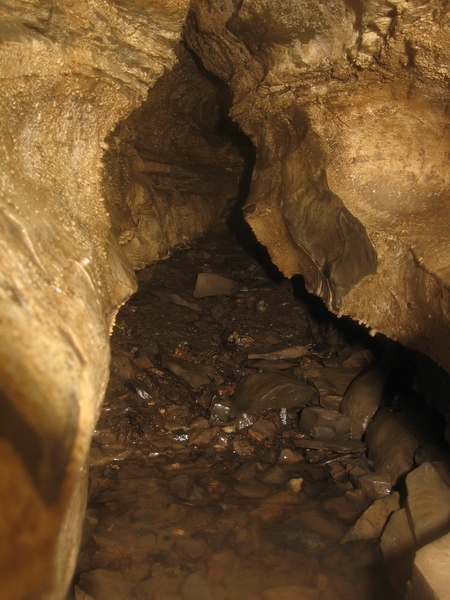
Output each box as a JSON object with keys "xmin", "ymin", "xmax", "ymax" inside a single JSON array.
[
  {"xmin": 185, "ymin": 0, "xmax": 450, "ymax": 373},
  {"xmin": 0, "ymin": 2, "xmax": 189, "ymax": 598}
]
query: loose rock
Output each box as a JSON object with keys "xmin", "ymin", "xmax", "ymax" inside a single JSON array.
[{"xmin": 230, "ymin": 372, "xmax": 318, "ymax": 419}]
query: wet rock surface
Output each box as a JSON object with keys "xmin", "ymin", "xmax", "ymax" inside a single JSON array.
[{"xmin": 72, "ymin": 228, "xmax": 448, "ymax": 600}]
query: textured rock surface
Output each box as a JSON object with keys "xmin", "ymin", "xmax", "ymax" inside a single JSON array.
[
  {"xmin": 0, "ymin": 1, "xmax": 190, "ymax": 598},
  {"xmin": 185, "ymin": 0, "xmax": 450, "ymax": 372},
  {"xmin": 102, "ymin": 44, "xmax": 244, "ymax": 270},
  {"xmin": 409, "ymin": 530, "xmax": 450, "ymax": 600},
  {"xmin": 1, "ymin": 0, "xmax": 450, "ymax": 599}
]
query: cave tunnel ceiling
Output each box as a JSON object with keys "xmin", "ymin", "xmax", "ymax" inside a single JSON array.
[{"xmin": 0, "ymin": 0, "xmax": 450, "ymax": 599}]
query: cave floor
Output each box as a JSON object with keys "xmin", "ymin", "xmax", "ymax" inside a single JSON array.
[{"xmin": 72, "ymin": 224, "xmax": 401, "ymax": 600}]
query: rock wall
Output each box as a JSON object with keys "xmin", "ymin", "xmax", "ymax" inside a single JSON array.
[
  {"xmin": 102, "ymin": 44, "xmax": 244, "ymax": 271},
  {"xmin": 0, "ymin": 1, "xmax": 190, "ymax": 598},
  {"xmin": 185, "ymin": 0, "xmax": 450, "ymax": 372}
]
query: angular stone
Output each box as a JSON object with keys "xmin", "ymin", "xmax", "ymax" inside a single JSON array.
[
  {"xmin": 357, "ymin": 473, "xmax": 392, "ymax": 501},
  {"xmin": 163, "ymin": 404, "xmax": 190, "ymax": 432},
  {"xmin": 188, "ymin": 428, "xmax": 212, "ymax": 446},
  {"xmin": 406, "ymin": 461, "xmax": 450, "ymax": 547},
  {"xmin": 298, "ymin": 407, "xmax": 351, "ymax": 439},
  {"xmin": 248, "ymin": 359, "xmax": 298, "ymax": 371},
  {"xmin": 342, "ymin": 350, "xmax": 376, "ymax": 369},
  {"xmin": 166, "ymin": 358, "xmax": 217, "ymax": 390},
  {"xmin": 322, "ymin": 490, "xmax": 370, "ymax": 525},
  {"xmin": 230, "ymin": 372, "xmax": 317, "ymax": 418},
  {"xmin": 209, "ymin": 399, "xmax": 232, "ymax": 423},
  {"xmin": 259, "ymin": 465, "xmax": 289, "ymax": 486},
  {"xmin": 381, "ymin": 508, "xmax": 417, "ymax": 595},
  {"xmin": 248, "ymin": 418, "xmax": 277, "ymax": 442},
  {"xmin": 233, "ymin": 463, "xmax": 257, "ymax": 483},
  {"xmin": 76, "ymin": 570, "xmax": 132, "ymax": 600},
  {"xmin": 148, "ymin": 286, "xmax": 202, "ymax": 311},
  {"xmin": 278, "ymin": 448, "xmax": 304, "ymax": 464},
  {"xmin": 169, "ymin": 475, "xmax": 205, "ymax": 503},
  {"xmin": 296, "ymin": 509, "xmax": 347, "ymax": 543},
  {"xmin": 409, "ymin": 530, "xmax": 450, "ymax": 600},
  {"xmin": 174, "ymin": 539, "xmax": 206, "ymax": 563},
  {"xmin": 341, "ymin": 492, "xmax": 400, "ymax": 543},
  {"xmin": 192, "ymin": 272, "xmax": 237, "ymax": 298}
]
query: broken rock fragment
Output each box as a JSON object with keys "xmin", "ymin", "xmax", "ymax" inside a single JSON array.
[
  {"xmin": 248, "ymin": 418, "xmax": 277, "ymax": 442},
  {"xmin": 405, "ymin": 461, "xmax": 450, "ymax": 547},
  {"xmin": 166, "ymin": 357, "xmax": 217, "ymax": 390},
  {"xmin": 298, "ymin": 407, "xmax": 351, "ymax": 440},
  {"xmin": 193, "ymin": 272, "xmax": 237, "ymax": 298},
  {"xmin": 341, "ymin": 492, "xmax": 400, "ymax": 543}
]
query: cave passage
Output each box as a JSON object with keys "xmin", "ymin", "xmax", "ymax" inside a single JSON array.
[
  {"xmin": 71, "ymin": 34, "xmax": 450, "ymax": 599},
  {"xmin": 71, "ymin": 218, "xmax": 449, "ymax": 600}
]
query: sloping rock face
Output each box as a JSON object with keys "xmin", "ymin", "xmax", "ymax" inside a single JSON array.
[
  {"xmin": 0, "ymin": 2, "xmax": 191, "ymax": 598},
  {"xmin": 185, "ymin": 0, "xmax": 450, "ymax": 372}
]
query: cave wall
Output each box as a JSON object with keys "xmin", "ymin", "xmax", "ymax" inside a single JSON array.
[
  {"xmin": 0, "ymin": 1, "xmax": 190, "ymax": 598},
  {"xmin": 102, "ymin": 44, "xmax": 244, "ymax": 271},
  {"xmin": 1, "ymin": 1, "xmax": 450, "ymax": 599},
  {"xmin": 185, "ymin": 0, "xmax": 450, "ymax": 373}
]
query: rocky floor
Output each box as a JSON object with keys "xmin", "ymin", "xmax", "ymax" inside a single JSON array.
[{"xmin": 72, "ymin": 224, "xmax": 413, "ymax": 600}]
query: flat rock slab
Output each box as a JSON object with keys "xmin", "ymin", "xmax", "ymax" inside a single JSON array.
[
  {"xmin": 294, "ymin": 438, "xmax": 366, "ymax": 454},
  {"xmin": 192, "ymin": 273, "xmax": 237, "ymax": 298},
  {"xmin": 341, "ymin": 492, "xmax": 400, "ymax": 543},
  {"xmin": 166, "ymin": 358, "xmax": 217, "ymax": 390},
  {"xmin": 406, "ymin": 461, "xmax": 450, "ymax": 547},
  {"xmin": 247, "ymin": 345, "xmax": 310, "ymax": 360},
  {"xmin": 230, "ymin": 372, "xmax": 318, "ymax": 418},
  {"xmin": 148, "ymin": 286, "xmax": 202, "ymax": 311}
]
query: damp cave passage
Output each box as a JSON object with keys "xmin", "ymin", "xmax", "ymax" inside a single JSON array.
[
  {"xmin": 74, "ymin": 43, "xmax": 450, "ymax": 600},
  {"xmin": 72, "ymin": 216, "xmax": 450, "ymax": 600}
]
